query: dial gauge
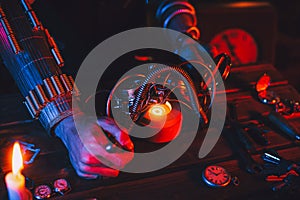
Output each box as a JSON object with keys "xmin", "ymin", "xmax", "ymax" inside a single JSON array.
[
  {"xmin": 210, "ymin": 28, "xmax": 258, "ymax": 66},
  {"xmin": 202, "ymin": 165, "xmax": 231, "ymax": 187}
]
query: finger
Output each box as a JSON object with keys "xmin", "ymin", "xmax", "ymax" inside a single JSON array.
[
  {"xmin": 79, "ymin": 131, "xmax": 134, "ymax": 169},
  {"xmin": 69, "ymin": 153, "xmax": 99, "ymax": 179},
  {"xmin": 86, "ymin": 145, "xmax": 134, "ymax": 170},
  {"xmin": 79, "ymin": 143, "xmax": 134, "ymax": 170},
  {"xmin": 73, "ymin": 118, "xmax": 133, "ymax": 169},
  {"xmin": 76, "ymin": 171, "xmax": 99, "ymax": 180},
  {"xmin": 77, "ymin": 161, "xmax": 119, "ymax": 177},
  {"xmin": 70, "ymin": 150, "xmax": 120, "ymax": 177},
  {"xmin": 80, "ymin": 150, "xmax": 104, "ymax": 165},
  {"xmin": 97, "ymin": 117, "xmax": 134, "ymax": 151}
]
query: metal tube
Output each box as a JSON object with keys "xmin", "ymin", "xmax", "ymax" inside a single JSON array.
[
  {"xmin": 60, "ymin": 74, "xmax": 73, "ymax": 91},
  {"xmin": 51, "ymin": 48, "xmax": 64, "ymax": 67},
  {"xmin": 0, "ymin": 7, "xmax": 22, "ymax": 54},
  {"xmin": 29, "ymin": 90, "xmax": 42, "ymax": 110},
  {"xmin": 27, "ymin": 11, "xmax": 42, "ymax": 30},
  {"xmin": 20, "ymin": 0, "xmax": 42, "ymax": 30},
  {"xmin": 43, "ymin": 78, "xmax": 57, "ymax": 98},
  {"xmin": 25, "ymin": 96, "xmax": 37, "ymax": 117},
  {"xmin": 35, "ymin": 85, "xmax": 49, "ymax": 105},
  {"xmin": 51, "ymin": 75, "xmax": 64, "ymax": 95},
  {"xmin": 68, "ymin": 76, "xmax": 80, "ymax": 96},
  {"xmin": 44, "ymin": 28, "xmax": 64, "ymax": 67}
]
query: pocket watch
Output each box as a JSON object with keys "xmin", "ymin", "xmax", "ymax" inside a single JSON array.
[{"xmin": 202, "ymin": 165, "xmax": 239, "ymax": 188}]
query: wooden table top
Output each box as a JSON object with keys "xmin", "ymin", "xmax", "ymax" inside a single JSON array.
[{"xmin": 1, "ymin": 64, "xmax": 300, "ymax": 200}]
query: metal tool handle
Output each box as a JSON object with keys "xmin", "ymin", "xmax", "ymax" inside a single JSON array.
[{"xmin": 267, "ymin": 111, "xmax": 300, "ymax": 141}]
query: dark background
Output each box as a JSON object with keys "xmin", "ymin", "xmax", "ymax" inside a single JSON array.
[{"xmin": 0, "ymin": 0, "xmax": 299, "ymax": 94}]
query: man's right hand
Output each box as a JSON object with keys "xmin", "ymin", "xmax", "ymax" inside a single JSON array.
[{"xmin": 54, "ymin": 113, "xmax": 134, "ymax": 179}]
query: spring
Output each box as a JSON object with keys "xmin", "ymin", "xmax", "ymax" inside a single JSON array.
[{"xmin": 131, "ymin": 65, "xmax": 208, "ymax": 124}]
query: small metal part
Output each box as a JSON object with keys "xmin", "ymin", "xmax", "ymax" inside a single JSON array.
[
  {"xmin": 7, "ymin": 35, "xmax": 21, "ymax": 54},
  {"xmin": 266, "ymin": 170, "xmax": 299, "ymax": 182},
  {"xmin": 43, "ymin": 78, "xmax": 57, "ymax": 99},
  {"xmin": 231, "ymin": 176, "xmax": 240, "ymax": 186},
  {"xmin": 20, "ymin": 0, "xmax": 31, "ymax": 11},
  {"xmin": 262, "ymin": 152, "xmax": 281, "ymax": 165},
  {"xmin": 213, "ymin": 53, "xmax": 231, "ymax": 80},
  {"xmin": 257, "ymin": 90, "xmax": 279, "ymax": 105},
  {"xmin": 25, "ymin": 177, "xmax": 35, "ymax": 190},
  {"xmin": 281, "ymin": 99, "xmax": 300, "ymax": 115},
  {"xmin": 186, "ymin": 26, "xmax": 200, "ymax": 40},
  {"xmin": 255, "ymin": 74, "xmax": 300, "ymax": 115},
  {"xmin": 29, "ymin": 90, "xmax": 42, "ymax": 110},
  {"xmin": 255, "ymin": 74, "xmax": 279, "ymax": 106},
  {"xmin": 53, "ymin": 178, "xmax": 71, "ymax": 195},
  {"xmin": 105, "ymin": 143, "xmax": 117, "ymax": 153},
  {"xmin": 27, "ymin": 11, "xmax": 42, "ymax": 30},
  {"xmin": 271, "ymin": 174, "xmax": 299, "ymax": 192},
  {"xmin": 272, "ymin": 181, "xmax": 287, "ymax": 192},
  {"xmin": 51, "ymin": 48, "xmax": 64, "ymax": 67},
  {"xmin": 44, "ymin": 29, "xmax": 55, "ymax": 47},
  {"xmin": 34, "ymin": 185, "xmax": 52, "ymax": 199},
  {"xmin": 60, "ymin": 74, "xmax": 73, "ymax": 91},
  {"xmin": 68, "ymin": 76, "xmax": 80, "ymax": 96},
  {"xmin": 19, "ymin": 141, "xmax": 41, "ymax": 165},
  {"xmin": 51, "ymin": 75, "xmax": 65, "ymax": 95},
  {"xmin": 255, "ymin": 73, "xmax": 271, "ymax": 93},
  {"xmin": 262, "ymin": 150, "xmax": 300, "ymax": 177},
  {"xmin": 24, "ymin": 96, "xmax": 37, "ymax": 117},
  {"xmin": 0, "ymin": 7, "xmax": 22, "ymax": 54},
  {"xmin": 44, "ymin": 29, "xmax": 64, "ymax": 67},
  {"xmin": 35, "ymin": 85, "xmax": 49, "ymax": 105}
]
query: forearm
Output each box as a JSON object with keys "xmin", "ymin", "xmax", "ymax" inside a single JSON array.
[{"xmin": 0, "ymin": 0, "xmax": 79, "ymax": 133}]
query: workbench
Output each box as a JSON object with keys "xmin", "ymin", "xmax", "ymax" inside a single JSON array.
[{"xmin": 1, "ymin": 64, "xmax": 300, "ymax": 200}]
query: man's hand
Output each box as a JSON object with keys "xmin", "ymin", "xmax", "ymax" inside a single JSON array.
[{"xmin": 54, "ymin": 113, "xmax": 134, "ymax": 179}]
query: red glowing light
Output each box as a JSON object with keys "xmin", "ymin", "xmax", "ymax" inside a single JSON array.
[{"xmin": 149, "ymin": 103, "xmax": 172, "ymax": 117}]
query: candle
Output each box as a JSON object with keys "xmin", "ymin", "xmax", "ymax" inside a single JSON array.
[{"xmin": 5, "ymin": 142, "xmax": 32, "ymax": 200}]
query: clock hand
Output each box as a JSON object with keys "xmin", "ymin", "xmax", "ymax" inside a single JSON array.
[
  {"xmin": 208, "ymin": 169, "xmax": 218, "ymax": 176},
  {"xmin": 222, "ymin": 34, "xmax": 241, "ymax": 64}
]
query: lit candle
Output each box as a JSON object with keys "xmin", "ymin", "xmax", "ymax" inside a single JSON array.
[
  {"xmin": 149, "ymin": 102, "xmax": 172, "ymax": 118},
  {"xmin": 5, "ymin": 142, "xmax": 32, "ymax": 200}
]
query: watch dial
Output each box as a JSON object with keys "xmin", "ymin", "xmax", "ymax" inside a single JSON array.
[
  {"xmin": 203, "ymin": 165, "xmax": 231, "ymax": 187},
  {"xmin": 210, "ymin": 28, "xmax": 258, "ymax": 66}
]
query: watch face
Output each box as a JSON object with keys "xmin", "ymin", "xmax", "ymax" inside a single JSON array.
[
  {"xmin": 202, "ymin": 165, "xmax": 231, "ymax": 187},
  {"xmin": 210, "ymin": 28, "xmax": 258, "ymax": 66}
]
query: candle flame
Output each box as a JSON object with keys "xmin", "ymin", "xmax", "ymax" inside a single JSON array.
[{"xmin": 12, "ymin": 142, "xmax": 23, "ymax": 175}]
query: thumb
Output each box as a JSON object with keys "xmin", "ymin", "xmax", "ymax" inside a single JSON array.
[{"xmin": 97, "ymin": 117, "xmax": 134, "ymax": 151}]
